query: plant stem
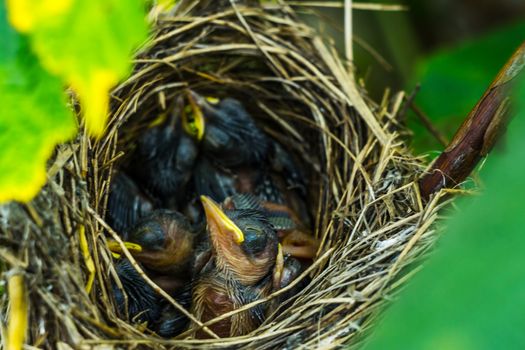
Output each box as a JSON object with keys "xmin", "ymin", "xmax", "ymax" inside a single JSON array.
[{"xmin": 419, "ymin": 41, "xmax": 525, "ymax": 201}]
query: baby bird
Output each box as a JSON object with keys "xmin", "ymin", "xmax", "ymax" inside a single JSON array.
[
  {"xmin": 108, "ymin": 209, "xmax": 200, "ymax": 292},
  {"xmin": 109, "ymin": 210, "xmax": 201, "ymax": 336},
  {"xmin": 191, "ymin": 195, "xmax": 288, "ymax": 338},
  {"xmin": 183, "ymin": 90, "xmax": 307, "ymax": 215},
  {"xmin": 106, "ymin": 171, "xmax": 156, "ymax": 238},
  {"xmin": 112, "ymin": 258, "xmax": 162, "ymax": 325},
  {"xmin": 112, "ymin": 258, "xmax": 192, "ymax": 337},
  {"xmin": 224, "ymin": 194, "xmax": 319, "ymax": 260},
  {"xmin": 126, "ymin": 98, "xmax": 199, "ymax": 208}
]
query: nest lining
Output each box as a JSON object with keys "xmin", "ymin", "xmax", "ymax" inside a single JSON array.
[{"xmin": 0, "ymin": 1, "xmax": 450, "ymax": 349}]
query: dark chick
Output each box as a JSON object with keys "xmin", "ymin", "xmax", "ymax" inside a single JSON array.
[
  {"xmin": 108, "ymin": 209, "xmax": 200, "ymax": 288},
  {"xmin": 184, "ymin": 91, "xmax": 307, "ymax": 214},
  {"xmin": 225, "ymin": 194, "xmax": 319, "ymax": 260},
  {"xmin": 154, "ymin": 284, "xmax": 193, "ymax": 338},
  {"xmin": 126, "ymin": 99, "xmax": 199, "ymax": 208},
  {"xmin": 106, "ymin": 171, "xmax": 156, "ymax": 238},
  {"xmin": 109, "ymin": 210, "xmax": 200, "ymax": 336},
  {"xmin": 222, "ymin": 194, "xmax": 313, "ymax": 309},
  {"xmin": 191, "ymin": 196, "xmax": 288, "ymax": 338},
  {"xmin": 186, "ymin": 92, "xmax": 269, "ymax": 168},
  {"xmin": 112, "ymin": 259, "xmax": 191, "ymax": 337},
  {"xmin": 112, "ymin": 258, "xmax": 162, "ymax": 325}
]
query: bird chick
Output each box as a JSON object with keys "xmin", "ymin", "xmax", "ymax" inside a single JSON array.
[
  {"xmin": 106, "ymin": 171, "xmax": 156, "ymax": 238},
  {"xmin": 224, "ymin": 194, "xmax": 319, "ymax": 260},
  {"xmin": 126, "ymin": 98, "xmax": 199, "ymax": 208},
  {"xmin": 108, "ymin": 210, "xmax": 199, "ymax": 282},
  {"xmin": 183, "ymin": 91, "xmax": 307, "ymax": 208},
  {"xmin": 112, "ymin": 258, "xmax": 162, "ymax": 325},
  {"xmin": 191, "ymin": 195, "xmax": 282, "ymax": 338},
  {"xmin": 112, "ymin": 258, "xmax": 191, "ymax": 337}
]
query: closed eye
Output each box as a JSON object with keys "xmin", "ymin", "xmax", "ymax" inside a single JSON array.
[{"xmin": 245, "ymin": 226, "xmax": 261, "ymax": 235}]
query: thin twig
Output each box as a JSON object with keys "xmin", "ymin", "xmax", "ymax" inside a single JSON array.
[
  {"xmin": 286, "ymin": 2, "xmax": 408, "ymax": 11},
  {"xmin": 410, "ymin": 102, "xmax": 448, "ymax": 147},
  {"xmin": 344, "ymin": 0, "xmax": 354, "ymax": 64}
]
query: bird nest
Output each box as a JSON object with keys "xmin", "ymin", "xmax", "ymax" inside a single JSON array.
[{"xmin": 0, "ymin": 1, "xmax": 450, "ymax": 349}]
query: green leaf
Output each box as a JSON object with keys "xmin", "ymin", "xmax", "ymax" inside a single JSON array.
[
  {"xmin": 364, "ymin": 78, "xmax": 525, "ymax": 349},
  {"xmin": 410, "ymin": 21, "xmax": 525, "ymax": 153},
  {"xmin": 0, "ymin": 5, "xmax": 76, "ymax": 203},
  {"xmin": 0, "ymin": 0, "xmax": 149, "ymax": 203},
  {"xmin": 7, "ymin": 0, "xmax": 149, "ymax": 137}
]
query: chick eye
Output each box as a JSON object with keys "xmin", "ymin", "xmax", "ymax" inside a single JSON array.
[
  {"xmin": 242, "ymin": 228, "xmax": 267, "ymax": 254},
  {"xmin": 245, "ymin": 226, "xmax": 260, "ymax": 234}
]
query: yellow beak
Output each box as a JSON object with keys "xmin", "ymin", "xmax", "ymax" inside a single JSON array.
[
  {"xmin": 200, "ymin": 195, "xmax": 244, "ymax": 244},
  {"xmin": 107, "ymin": 240, "xmax": 143, "ymax": 255},
  {"xmin": 273, "ymin": 243, "xmax": 284, "ymax": 289},
  {"xmin": 184, "ymin": 90, "xmax": 206, "ymax": 141}
]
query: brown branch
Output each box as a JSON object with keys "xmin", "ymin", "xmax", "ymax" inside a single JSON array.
[{"xmin": 419, "ymin": 40, "xmax": 525, "ymax": 201}]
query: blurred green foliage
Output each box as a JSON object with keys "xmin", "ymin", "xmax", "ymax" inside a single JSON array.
[
  {"xmin": 8, "ymin": 0, "xmax": 149, "ymax": 136},
  {"xmin": 0, "ymin": 3, "xmax": 75, "ymax": 202},
  {"xmin": 0, "ymin": 0, "xmax": 148, "ymax": 203},
  {"xmin": 364, "ymin": 78, "xmax": 525, "ymax": 350},
  {"xmin": 296, "ymin": 3, "xmax": 524, "ymax": 155},
  {"xmin": 410, "ymin": 21, "xmax": 525, "ymax": 153}
]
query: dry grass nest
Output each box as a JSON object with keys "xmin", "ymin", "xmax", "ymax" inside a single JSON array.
[{"xmin": 0, "ymin": 1, "xmax": 452, "ymax": 349}]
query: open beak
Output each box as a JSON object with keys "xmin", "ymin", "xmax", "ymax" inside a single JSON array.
[
  {"xmin": 200, "ymin": 195, "xmax": 244, "ymax": 244},
  {"xmin": 107, "ymin": 240, "xmax": 143, "ymax": 259}
]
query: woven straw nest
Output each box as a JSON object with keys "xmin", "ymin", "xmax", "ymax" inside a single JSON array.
[{"xmin": 0, "ymin": 1, "xmax": 450, "ymax": 349}]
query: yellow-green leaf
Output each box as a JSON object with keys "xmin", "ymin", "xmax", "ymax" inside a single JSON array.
[
  {"xmin": 6, "ymin": 0, "xmax": 74, "ymax": 33},
  {"xmin": 0, "ymin": 8, "xmax": 76, "ymax": 203},
  {"xmin": 6, "ymin": 0, "xmax": 149, "ymax": 137}
]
